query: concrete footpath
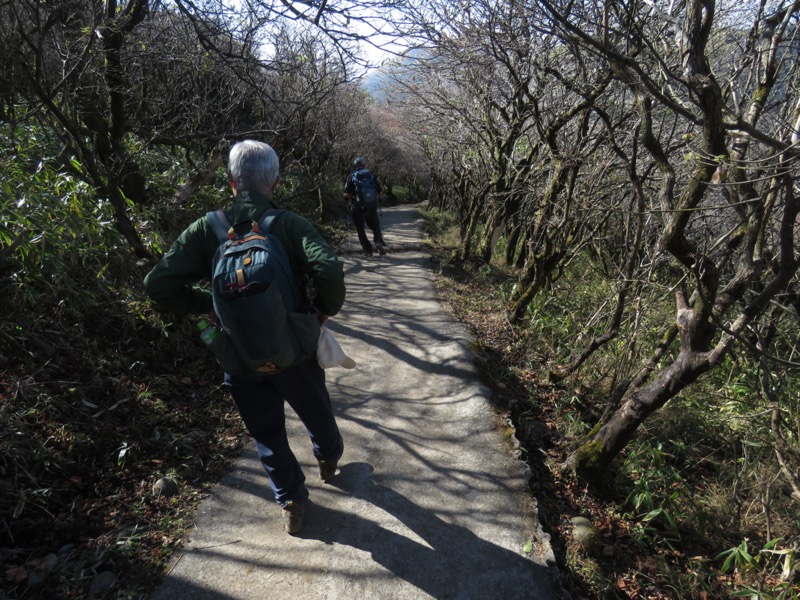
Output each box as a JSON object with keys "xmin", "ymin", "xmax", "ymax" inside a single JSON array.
[{"xmin": 150, "ymin": 205, "xmax": 562, "ymax": 600}]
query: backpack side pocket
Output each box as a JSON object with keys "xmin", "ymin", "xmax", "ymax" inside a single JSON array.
[{"xmin": 205, "ymin": 328, "xmax": 247, "ymax": 375}]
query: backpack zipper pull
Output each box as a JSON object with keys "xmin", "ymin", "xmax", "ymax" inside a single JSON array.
[{"xmin": 227, "ymin": 226, "xmax": 235, "ymax": 240}]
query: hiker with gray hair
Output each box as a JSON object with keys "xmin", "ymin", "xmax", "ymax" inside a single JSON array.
[{"xmin": 144, "ymin": 140, "xmax": 346, "ymax": 534}]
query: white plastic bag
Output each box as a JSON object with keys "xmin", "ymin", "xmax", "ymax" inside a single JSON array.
[{"xmin": 317, "ymin": 326, "xmax": 356, "ymax": 369}]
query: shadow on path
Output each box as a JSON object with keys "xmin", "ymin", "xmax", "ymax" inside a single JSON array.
[{"xmin": 298, "ymin": 463, "xmax": 558, "ymax": 599}]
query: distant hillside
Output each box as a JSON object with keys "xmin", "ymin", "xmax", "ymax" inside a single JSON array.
[
  {"xmin": 363, "ymin": 68, "xmax": 391, "ymax": 101},
  {"xmin": 361, "ymin": 50, "xmax": 422, "ymax": 101}
]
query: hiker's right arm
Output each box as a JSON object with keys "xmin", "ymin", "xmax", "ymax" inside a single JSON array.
[{"xmin": 143, "ymin": 219, "xmax": 215, "ymax": 318}]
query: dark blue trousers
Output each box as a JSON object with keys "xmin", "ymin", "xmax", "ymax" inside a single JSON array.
[
  {"xmin": 224, "ymin": 360, "xmax": 343, "ymax": 507},
  {"xmin": 352, "ymin": 206, "xmax": 385, "ymax": 253}
]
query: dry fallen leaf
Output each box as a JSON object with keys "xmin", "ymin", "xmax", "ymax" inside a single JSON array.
[{"xmin": 5, "ymin": 565, "xmax": 27, "ymax": 584}]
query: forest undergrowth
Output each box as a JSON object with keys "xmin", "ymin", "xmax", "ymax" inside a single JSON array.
[
  {"xmin": 1, "ymin": 286, "xmax": 248, "ymax": 598},
  {"xmin": 423, "ymin": 208, "xmax": 800, "ymax": 600}
]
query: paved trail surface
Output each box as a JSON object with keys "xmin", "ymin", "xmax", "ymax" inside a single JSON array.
[{"xmin": 151, "ymin": 205, "xmax": 562, "ymax": 600}]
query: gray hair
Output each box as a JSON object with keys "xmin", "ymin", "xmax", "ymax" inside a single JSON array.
[{"xmin": 228, "ymin": 140, "xmax": 280, "ymax": 193}]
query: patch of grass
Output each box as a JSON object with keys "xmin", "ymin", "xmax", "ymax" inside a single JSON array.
[
  {"xmin": 564, "ymin": 545, "xmax": 610, "ymax": 593},
  {"xmin": 420, "ymin": 206, "xmax": 458, "ymax": 241}
]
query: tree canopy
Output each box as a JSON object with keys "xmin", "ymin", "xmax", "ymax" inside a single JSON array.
[{"xmin": 2, "ymin": 0, "xmax": 799, "ymax": 597}]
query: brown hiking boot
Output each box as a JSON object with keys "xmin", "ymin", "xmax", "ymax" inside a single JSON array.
[{"xmin": 281, "ymin": 501, "xmax": 306, "ymax": 534}]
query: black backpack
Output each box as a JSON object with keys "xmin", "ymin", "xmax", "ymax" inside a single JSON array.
[{"xmin": 350, "ymin": 169, "xmax": 379, "ymax": 208}]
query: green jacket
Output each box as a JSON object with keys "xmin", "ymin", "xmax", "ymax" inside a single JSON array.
[{"xmin": 144, "ymin": 191, "xmax": 345, "ymax": 318}]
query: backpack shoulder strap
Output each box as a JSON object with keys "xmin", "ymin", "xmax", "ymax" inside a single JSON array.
[
  {"xmin": 206, "ymin": 209, "xmax": 232, "ymax": 243},
  {"xmin": 255, "ymin": 209, "xmax": 300, "ymax": 294},
  {"xmin": 257, "ymin": 208, "xmax": 285, "ymax": 234}
]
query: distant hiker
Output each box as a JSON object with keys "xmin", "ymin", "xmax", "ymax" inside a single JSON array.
[
  {"xmin": 144, "ymin": 140, "xmax": 346, "ymax": 535},
  {"xmin": 344, "ymin": 156, "xmax": 388, "ymax": 256}
]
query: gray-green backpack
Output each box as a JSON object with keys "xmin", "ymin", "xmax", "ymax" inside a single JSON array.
[{"xmin": 204, "ymin": 208, "xmax": 320, "ymax": 376}]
